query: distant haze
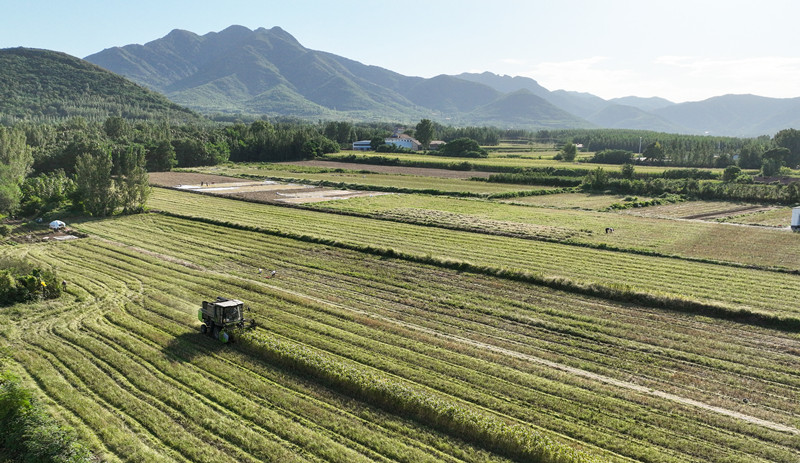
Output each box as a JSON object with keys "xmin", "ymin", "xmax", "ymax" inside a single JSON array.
[{"xmin": 2, "ymin": 0, "xmax": 799, "ymax": 103}]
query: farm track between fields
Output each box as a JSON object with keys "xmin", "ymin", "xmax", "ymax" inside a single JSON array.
[
  {"xmin": 147, "ymin": 188, "xmax": 800, "ymax": 325},
  {"xmin": 47, "ymin": 213, "xmax": 799, "ymax": 462}
]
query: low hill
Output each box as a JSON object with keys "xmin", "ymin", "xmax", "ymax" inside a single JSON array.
[{"xmin": 0, "ymin": 47, "xmax": 200, "ymax": 123}]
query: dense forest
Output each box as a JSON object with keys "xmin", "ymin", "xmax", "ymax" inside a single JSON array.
[{"xmin": 2, "ymin": 115, "xmax": 800, "ymax": 219}]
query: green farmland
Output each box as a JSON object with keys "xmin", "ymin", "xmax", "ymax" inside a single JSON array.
[
  {"xmin": 306, "ymin": 193, "xmax": 800, "ymax": 271},
  {"xmin": 320, "ymin": 152, "xmax": 726, "ymax": 175},
  {"xmin": 187, "ymin": 164, "xmax": 556, "ymax": 197},
  {"xmin": 3, "ymin": 181, "xmax": 800, "ymax": 462}
]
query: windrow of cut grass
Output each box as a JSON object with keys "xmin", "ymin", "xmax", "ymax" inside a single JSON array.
[
  {"xmin": 238, "ymin": 330, "xmax": 598, "ymax": 463},
  {"xmin": 147, "ymin": 188, "xmax": 800, "ymax": 327},
  {"xmin": 306, "ymin": 194, "xmax": 800, "ymax": 272},
  {"xmin": 66, "ymin": 213, "xmax": 800, "ymax": 462},
  {"xmin": 320, "ymin": 153, "xmax": 714, "ymax": 175},
  {"xmin": 2, "ymin": 241, "xmax": 518, "ymax": 463}
]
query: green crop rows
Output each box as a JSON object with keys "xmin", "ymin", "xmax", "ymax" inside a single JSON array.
[
  {"xmin": 5, "ymin": 211, "xmax": 799, "ymax": 462},
  {"xmin": 306, "ymin": 193, "xmax": 800, "ymax": 271},
  {"xmin": 147, "ymin": 188, "xmax": 800, "ymax": 323}
]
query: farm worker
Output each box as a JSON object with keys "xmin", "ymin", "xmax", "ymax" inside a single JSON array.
[
  {"xmin": 269, "ymin": 270, "xmax": 277, "ymax": 278},
  {"xmin": 258, "ymin": 268, "xmax": 263, "ymax": 274},
  {"xmin": 62, "ymin": 280, "xmax": 67, "ymax": 291}
]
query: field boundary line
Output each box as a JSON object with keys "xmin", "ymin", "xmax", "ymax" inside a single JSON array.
[
  {"xmin": 150, "ymin": 209, "xmax": 800, "ymax": 333},
  {"xmin": 251, "ymin": 279, "xmax": 800, "ymax": 437},
  {"xmin": 153, "ymin": 185, "xmax": 800, "ymax": 277}
]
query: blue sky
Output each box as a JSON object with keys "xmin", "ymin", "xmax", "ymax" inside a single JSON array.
[{"xmin": 2, "ymin": 0, "xmax": 799, "ymax": 103}]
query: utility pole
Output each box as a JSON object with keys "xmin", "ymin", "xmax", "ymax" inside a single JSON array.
[{"xmin": 638, "ymin": 137, "xmax": 642, "ymax": 155}]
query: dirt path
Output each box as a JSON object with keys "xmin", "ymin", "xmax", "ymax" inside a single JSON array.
[
  {"xmin": 254, "ymin": 280, "xmax": 800, "ymax": 436},
  {"xmin": 277, "ymin": 160, "xmax": 493, "ymax": 179}
]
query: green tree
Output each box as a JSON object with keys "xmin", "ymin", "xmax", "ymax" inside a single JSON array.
[
  {"xmin": 560, "ymin": 142, "xmax": 577, "ymax": 161},
  {"xmin": 437, "ymin": 138, "xmax": 487, "ymax": 158},
  {"xmin": 73, "ymin": 151, "xmax": 115, "ymax": 216},
  {"xmin": 103, "ymin": 116, "xmax": 130, "ymax": 140},
  {"xmin": 415, "ymin": 119, "xmax": 435, "ymax": 150},
  {"xmin": 115, "ymin": 145, "xmax": 150, "ymax": 214},
  {"xmin": 761, "ymin": 147, "xmax": 790, "ymax": 176},
  {"xmin": 621, "ymin": 163, "xmax": 635, "ymax": 180},
  {"xmin": 737, "ymin": 142, "xmax": 764, "ymax": 169},
  {"xmin": 0, "ymin": 127, "xmax": 34, "ymax": 214},
  {"xmin": 774, "ymin": 128, "xmax": 800, "ymax": 168},
  {"xmin": 643, "ymin": 141, "xmax": 665, "ymax": 164},
  {"xmin": 582, "ymin": 167, "xmax": 609, "ymax": 190},
  {"xmin": 145, "ymin": 140, "xmax": 176, "ymax": 172},
  {"xmin": 722, "ymin": 165, "xmax": 741, "ymax": 182}
]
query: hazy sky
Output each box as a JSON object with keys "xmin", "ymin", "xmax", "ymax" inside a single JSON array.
[{"xmin": 2, "ymin": 0, "xmax": 799, "ymax": 103}]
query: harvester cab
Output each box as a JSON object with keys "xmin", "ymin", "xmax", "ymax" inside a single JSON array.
[{"xmin": 198, "ymin": 297, "xmax": 255, "ymax": 343}]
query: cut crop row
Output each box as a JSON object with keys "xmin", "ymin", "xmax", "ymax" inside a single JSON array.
[
  {"xmin": 147, "ymin": 188, "xmax": 800, "ymax": 325},
  {"xmin": 70, "ymin": 214, "xmax": 800, "ymax": 462}
]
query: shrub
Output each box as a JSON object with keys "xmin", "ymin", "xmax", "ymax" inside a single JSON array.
[
  {"xmin": 589, "ymin": 149, "xmax": 633, "ymax": 164},
  {"xmin": 435, "ymin": 138, "xmax": 488, "ymax": 158},
  {"xmin": 0, "ymin": 369, "xmax": 93, "ymax": 462},
  {"xmin": 722, "ymin": 165, "xmax": 742, "ymax": 182},
  {"xmin": 0, "ymin": 258, "xmax": 61, "ymax": 305}
]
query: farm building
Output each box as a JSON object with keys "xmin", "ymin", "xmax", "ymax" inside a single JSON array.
[
  {"xmin": 352, "ymin": 140, "xmax": 372, "ymax": 151},
  {"xmin": 385, "ymin": 129, "xmax": 422, "ymax": 151}
]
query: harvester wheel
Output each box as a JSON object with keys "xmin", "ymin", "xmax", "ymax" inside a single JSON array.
[
  {"xmin": 212, "ymin": 326, "xmax": 221, "ymax": 340},
  {"xmin": 200, "ymin": 324, "xmax": 208, "ymax": 335}
]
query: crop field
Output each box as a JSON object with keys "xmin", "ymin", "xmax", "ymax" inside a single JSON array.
[
  {"xmin": 720, "ymin": 207, "xmax": 794, "ymax": 227},
  {"xmin": 277, "ymin": 160, "xmax": 494, "ymax": 179},
  {"xmin": 322, "ymin": 152, "xmax": 724, "ymax": 175},
  {"xmin": 623, "ymin": 201, "xmax": 778, "ymax": 221},
  {"xmin": 4, "ymin": 211, "xmax": 799, "ymax": 463},
  {"xmin": 146, "ymin": 188, "xmax": 800, "ymax": 322},
  {"xmin": 186, "ymin": 165, "xmax": 554, "ymax": 196},
  {"xmin": 499, "ymin": 193, "xmax": 658, "ymax": 210},
  {"xmin": 303, "ymin": 192, "xmax": 800, "ymax": 271}
]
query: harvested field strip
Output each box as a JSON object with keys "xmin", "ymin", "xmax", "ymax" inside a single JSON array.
[
  {"xmin": 6, "ymin": 243, "xmax": 517, "ymax": 463},
  {"xmin": 308, "ymin": 194, "xmax": 800, "ymax": 272},
  {"xmin": 60, "ymin": 214, "xmax": 800, "ymax": 462},
  {"xmin": 146, "ymin": 188, "xmax": 800, "ymax": 324}
]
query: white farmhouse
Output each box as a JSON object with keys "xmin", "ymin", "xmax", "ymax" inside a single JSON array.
[{"xmin": 385, "ymin": 129, "xmax": 422, "ymax": 151}]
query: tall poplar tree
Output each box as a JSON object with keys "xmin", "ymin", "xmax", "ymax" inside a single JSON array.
[{"xmin": 0, "ymin": 127, "xmax": 34, "ymax": 214}]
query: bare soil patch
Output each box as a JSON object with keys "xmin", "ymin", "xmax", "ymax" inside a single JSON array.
[
  {"xmin": 149, "ymin": 171, "xmax": 243, "ymax": 187},
  {"xmin": 149, "ymin": 171, "xmax": 389, "ymax": 204},
  {"xmin": 278, "ymin": 160, "xmax": 493, "ymax": 179}
]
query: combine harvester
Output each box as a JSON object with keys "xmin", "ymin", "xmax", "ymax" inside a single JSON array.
[{"xmin": 198, "ymin": 297, "xmax": 255, "ymax": 343}]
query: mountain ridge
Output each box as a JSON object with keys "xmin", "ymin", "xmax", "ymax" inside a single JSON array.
[
  {"xmin": 0, "ymin": 47, "xmax": 200, "ymax": 123},
  {"xmin": 84, "ymin": 25, "xmax": 799, "ymax": 136}
]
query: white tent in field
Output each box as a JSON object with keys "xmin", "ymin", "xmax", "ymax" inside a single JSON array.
[{"xmin": 49, "ymin": 220, "xmax": 65, "ymax": 230}]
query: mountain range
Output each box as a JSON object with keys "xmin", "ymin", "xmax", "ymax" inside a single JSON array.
[{"xmin": 4, "ymin": 25, "xmax": 797, "ymax": 137}]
